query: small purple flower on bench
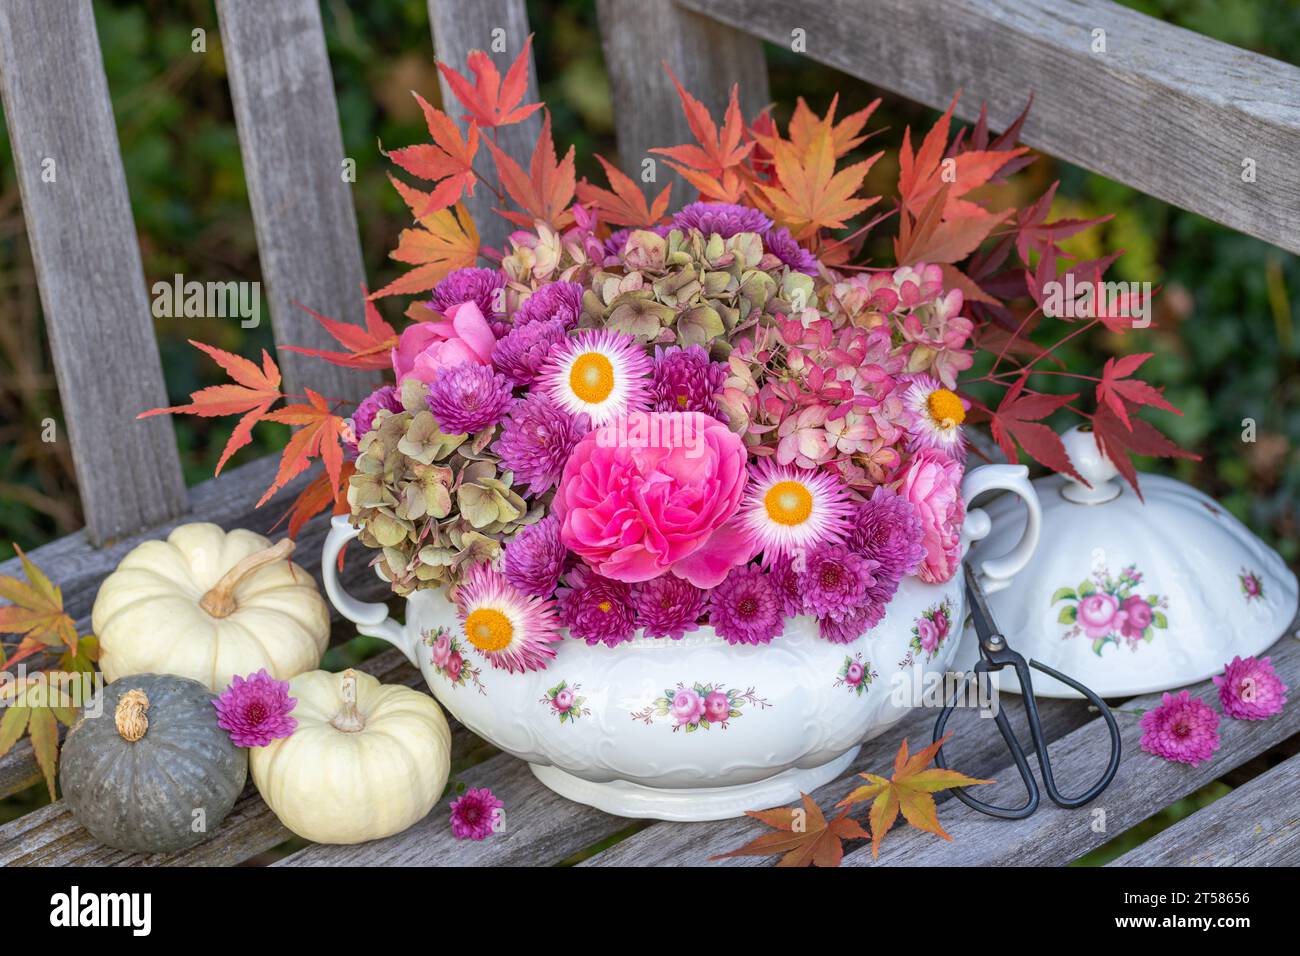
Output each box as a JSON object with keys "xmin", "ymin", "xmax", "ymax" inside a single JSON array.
[
  {"xmin": 1214, "ymin": 655, "xmax": 1287, "ymax": 720},
  {"xmin": 213, "ymin": 669, "xmax": 297, "ymax": 747},
  {"xmin": 1139, "ymin": 690, "xmax": 1220, "ymax": 767},
  {"xmin": 450, "ymin": 787, "xmax": 504, "ymax": 841}
]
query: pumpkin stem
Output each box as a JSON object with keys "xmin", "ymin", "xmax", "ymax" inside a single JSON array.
[
  {"xmin": 198, "ymin": 538, "xmax": 296, "ymax": 618},
  {"xmin": 115, "ymin": 689, "xmax": 150, "ymax": 742},
  {"xmin": 330, "ymin": 669, "xmax": 366, "ymax": 733}
]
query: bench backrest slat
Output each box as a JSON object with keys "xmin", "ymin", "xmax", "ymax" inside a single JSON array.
[
  {"xmin": 0, "ymin": 0, "xmax": 188, "ymax": 546},
  {"xmin": 679, "ymin": 0, "xmax": 1300, "ymax": 255},
  {"xmin": 596, "ymin": 0, "xmax": 769, "ymax": 208},
  {"xmin": 216, "ymin": 0, "xmax": 371, "ymax": 401}
]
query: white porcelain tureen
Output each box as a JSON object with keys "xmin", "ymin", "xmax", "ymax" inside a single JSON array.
[{"xmin": 322, "ymin": 463, "xmax": 1041, "ymax": 821}]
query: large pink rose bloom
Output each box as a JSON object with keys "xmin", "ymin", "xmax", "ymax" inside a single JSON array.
[
  {"xmin": 899, "ymin": 448, "xmax": 965, "ymax": 583},
  {"xmin": 392, "ymin": 300, "xmax": 496, "ymax": 384},
  {"xmin": 554, "ymin": 411, "xmax": 751, "ymax": 588}
]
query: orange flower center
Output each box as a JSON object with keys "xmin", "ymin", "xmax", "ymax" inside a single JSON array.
[
  {"xmin": 764, "ymin": 481, "xmax": 813, "ymax": 526},
  {"xmin": 569, "ymin": 352, "xmax": 615, "ymax": 404},
  {"xmin": 927, "ymin": 388, "xmax": 965, "ymax": 429},
  {"xmin": 465, "ymin": 608, "xmax": 513, "ymax": 652}
]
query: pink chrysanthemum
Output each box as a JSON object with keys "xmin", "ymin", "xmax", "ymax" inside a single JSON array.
[
  {"xmin": 634, "ymin": 575, "xmax": 707, "ymax": 640},
  {"xmin": 708, "ymin": 565, "xmax": 783, "ymax": 646},
  {"xmin": 557, "ymin": 566, "xmax": 636, "ymax": 647},
  {"xmin": 455, "ymin": 562, "xmax": 560, "ymax": 673},
  {"xmin": 515, "ymin": 281, "xmax": 584, "ymax": 329},
  {"xmin": 767, "ymin": 554, "xmax": 806, "ymax": 619},
  {"xmin": 449, "ymin": 787, "xmax": 503, "ymax": 841},
  {"xmin": 430, "ymin": 267, "xmax": 508, "ymax": 336},
  {"xmin": 212, "ymin": 669, "xmax": 297, "ymax": 747},
  {"xmin": 345, "ymin": 385, "xmax": 403, "ymax": 457},
  {"xmin": 799, "ymin": 543, "xmax": 878, "ymax": 622},
  {"xmin": 491, "ymin": 317, "xmax": 567, "ymax": 386},
  {"xmin": 818, "ymin": 604, "xmax": 881, "ymax": 644},
  {"xmin": 1139, "ymin": 690, "xmax": 1221, "ymax": 767},
  {"xmin": 426, "ymin": 363, "xmax": 514, "ymax": 434},
  {"xmin": 651, "ymin": 344, "xmax": 727, "ymax": 418},
  {"xmin": 494, "ymin": 393, "xmax": 590, "ymax": 496},
  {"xmin": 672, "ymin": 201, "xmax": 772, "ymax": 238},
  {"xmin": 1213, "ymin": 655, "xmax": 1287, "ymax": 720},
  {"xmin": 502, "ymin": 515, "xmax": 568, "ymax": 598},
  {"xmin": 763, "ymin": 226, "xmax": 819, "ymax": 275},
  {"xmin": 848, "ymin": 485, "xmax": 926, "ymax": 616}
]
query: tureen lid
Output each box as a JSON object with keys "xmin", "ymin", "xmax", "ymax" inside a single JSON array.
[{"xmin": 959, "ymin": 425, "xmax": 1299, "ymax": 697}]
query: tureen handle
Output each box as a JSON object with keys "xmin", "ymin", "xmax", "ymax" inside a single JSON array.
[
  {"xmin": 959, "ymin": 464, "xmax": 1042, "ymax": 595},
  {"xmin": 320, "ymin": 516, "xmax": 420, "ymax": 667}
]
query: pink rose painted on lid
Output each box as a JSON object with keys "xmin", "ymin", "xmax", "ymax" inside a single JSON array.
[
  {"xmin": 1077, "ymin": 592, "xmax": 1120, "ymax": 639},
  {"xmin": 670, "ymin": 687, "xmax": 705, "ymax": 727},
  {"xmin": 1053, "ymin": 564, "xmax": 1169, "ymax": 655},
  {"xmin": 1120, "ymin": 595, "xmax": 1153, "ymax": 640}
]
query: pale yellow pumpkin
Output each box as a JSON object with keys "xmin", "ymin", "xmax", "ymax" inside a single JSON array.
[
  {"xmin": 92, "ymin": 523, "xmax": 329, "ymax": 692},
  {"xmin": 251, "ymin": 669, "xmax": 451, "ymax": 844}
]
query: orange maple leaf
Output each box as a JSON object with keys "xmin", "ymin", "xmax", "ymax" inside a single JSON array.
[
  {"xmin": 485, "ymin": 109, "xmax": 576, "ymax": 230},
  {"xmin": 371, "ymin": 178, "xmax": 480, "ymax": 299},
  {"xmin": 387, "ymin": 92, "xmax": 479, "ymax": 218},
  {"xmin": 0, "ymin": 544, "xmax": 77, "ymax": 658},
  {"xmin": 282, "ymin": 291, "xmax": 398, "ymax": 371},
  {"xmin": 837, "ymin": 736, "xmax": 993, "ymax": 860},
  {"xmin": 137, "ymin": 341, "xmax": 283, "ymax": 474},
  {"xmin": 275, "ymin": 459, "xmax": 355, "ymax": 540},
  {"xmin": 711, "ymin": 792, "xmax": 870, "ymax": 867},
  {"xmin": 650, "ymin": 72, "xmax": 753, "ymax": 204},
  {"xmin": 783, "ymin": 94, "xmax": 880, "ymax": 160},
  {"xmin": 437, "ymin": 35, "xmax": 542, "ymax": 129},
  {"xmin": 257, "ymin": 389, "xmax": 346, "ymax": 508},
  {"xmin": 757, "ymin": 119, "xmax": 880, "ymax": 241},
  {"xmin": 575, "ymin": 154, "xmax": 672, "ymax": 228}
]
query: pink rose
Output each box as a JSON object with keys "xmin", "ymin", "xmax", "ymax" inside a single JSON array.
[
  {"xmin": 553, "ymin": 688, "xmax": 575, "ymax": 712},
  {"xmin": 916, "ymin": 617, "xmax": 940, "ymax": 654},
  {"xmin": 1120, "ymin": 595, "xmax": 1153, "ymax": 640},
  {"xmin": 392, "ymin": 301, "xmax": 496, "ymax": 384},
  {"xmin": 554, "ymin": 412, "xmax": 752, "ymax": 587},
  {"xmin": 446, "ymin": 652, "xmax": 463, "ymax": 681},
  {"xmin": 1078, "ymin": 592, "xmax": 1120, "ymax": 639},
  {"xmin": 845, "ymin": 661, "xmax": 864, "ymax": 686},
  {"xmin": 431, "ymin": 633, "xmax": 452, "ymax": 667},
  {"xmin": 671, "ymin": 688, "xmax": 705, "ymax": 726},
  {"xmin": 703, "ymin": 691, "xmax": 730, "ymax": 724},
  {"xmin": 899, "ymin": 448, "xmax": 965, "ymax": 584}
]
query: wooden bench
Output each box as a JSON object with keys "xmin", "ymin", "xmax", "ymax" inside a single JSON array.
[{"xmin": 1, "ymin": 0, "xmax": 1297, "ymax": 867}]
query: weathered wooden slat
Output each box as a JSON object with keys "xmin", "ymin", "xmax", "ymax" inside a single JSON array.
[
  {"xmin": 428, "ymin": 0, "xmax": 541, "ymax": 254},
  {"xmin": 837, "ymin": 634, "xmax": 1300, "ymax": 866},
  {"xmin": 0, "ymin": 0, "xmax": 187, "ymax": 544},
  {"xmin": 676, "ymin": 0, "xmax": 1300, "ymax": 255},
  {"xmin": 1107, "ymin": 751, "xmax": 1300, "ymax": 867},
  {"xmin": 582, "ymin": 693, "xmax": 1094, "ymax": 866},
  {"xmin": 215, "ymin": 0, "xmax": 372, "ymax": 400},
  {"xmin": 596, "ymin": 0, "xmax": 770, "ymax": 209},
  {"xmin": 0, "ymin": 649, "xmax": 466, "ymax": 866}
]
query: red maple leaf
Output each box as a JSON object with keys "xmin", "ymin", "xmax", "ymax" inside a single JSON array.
[
  {"xmin": 1092, "ymin": 401, "xmax": 1200, "ymax": 498},
  {"xmin": 437, "ymin": 36, "xmax": 542, "ymax": 129},
  {"xmin": 650, "ymin": 72, "xmax": 754, "ymax": 203},
  {"xmin": 575, "ymin": 154, "xmax": 672, "ymax": 228},
  {"xmin": 282, "ymin": 291, "xmax": 398, "ymax": 371},
  {"xmin": 275, "ymin": 460, "xmax": 355, "ymax": 539},
  {"xmin": 387, "ymin": 93, "xmax": 479, "ymax": 217},
  {"xmin": 484, "ymin": 109, "xmax": 576, "ymax": 229},
  {"xmin": 1096, "ymin": 353, "xmax": 1180, "ymax": 430},
  {"xmin": 986, "ymin": 376, "xmax": 1082, "ymax": 481}
]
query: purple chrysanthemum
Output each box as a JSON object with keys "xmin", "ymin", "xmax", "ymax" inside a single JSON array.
[
  {"xmin": 634, "ymin": 575, "xmax": 707, "ymax": 640},
  {"xmin": 449, "ymin": 787, "xmax": 503, "ymax": 841},
  {"xmin": 494, "ymin": 394, "xmax": 590, "ymax": 496},
  {"xmin": 345, "ymin": 385, "xmax": 403, "ymax": 457},
  {"xmin": 848, "ymin": 486, "xmax": 926, "ymax": 589},
  {"xmin": 800, "ymin": 543, "xmax": 877, "ymax": 622},
  {"xmin": 491, "ymin": 316, "xmax": 568, "ymax": 386},
  {"xmin": 768, "ymin": 554, "xmax": 806, "ymax": 619},
  {"xmin": 1140, "ymin": 691, "xmax": 1221, "ymax": 767},
  {"xmin": 503, "ymin": 515, "xmax": 568, "ymax": 598},
  {"xmin": 650, "ymin": 344, "xmax": 727, "ymax": 418},
  {"xmin": 515, "ymin": 281, "xmax": 584, "ymax": 329},
  {"xmin": 212, "ymin": 669, "xmax": 297, "ymax": 747},
  {"xmin": 557, "ymin": 566, "xmax": 636, "ymax": 647},
  {"xmin": 430, "ymin": 267, "xmax": 508, "ymax": 335},
  {"xmin": 818, "ymin": 603, "xmax": 882, "ymax": 644},
  {"xmin": 426, "ymin": 363, "xmax": 514, "ymax": 434},
  {"xmin": 672, "ymin": 201, "xmax": 772, "ymax": 239},
  {"xmin": 763, "ymin": 226, "xmax": 819, "ymax": 275},
  {"xmin": 1213, "ymin": 655, "xmax": 1287, "ymax": 720},
  {"xmin": 708, "ymin": 565, "xmax": 783, "ymax": 646}
]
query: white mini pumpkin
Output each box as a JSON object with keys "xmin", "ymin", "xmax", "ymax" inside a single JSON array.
[
  {"xmin": 93, "ymin": 523, "xmax": 330, "ymax": 692},
  {"xmin": 251, "ymin": 669, "xmax": 452, "ymax": 844}
]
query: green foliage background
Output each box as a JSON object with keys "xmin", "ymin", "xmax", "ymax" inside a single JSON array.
[{"xmin": 0, "ymin": 0, "xmax": 1295, "ymax": 858}]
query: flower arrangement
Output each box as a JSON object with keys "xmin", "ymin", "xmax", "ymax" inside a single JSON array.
[{"xmin": 146, "ymin": 42, "xmax": 1191, "ymax": 676}]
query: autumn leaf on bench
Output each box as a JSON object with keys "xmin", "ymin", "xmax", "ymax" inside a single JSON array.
[{"xmin": 710, "ymin": 792, "xmax": 869, "ymax": 868}]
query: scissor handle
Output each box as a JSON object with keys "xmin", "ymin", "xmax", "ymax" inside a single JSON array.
[{"xmin": 1025, "ymin": 658, "xmax": 1122, "ymax": 809}]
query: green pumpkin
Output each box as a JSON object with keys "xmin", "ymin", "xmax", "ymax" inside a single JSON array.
[{"xmin": 60, "ymin": 673, "xmax": 247, "ymax": 854}]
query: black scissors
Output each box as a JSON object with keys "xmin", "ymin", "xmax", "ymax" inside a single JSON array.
[{"xmin": 932, "ymin": 563, "xmax": 1122, "ymax": 819}]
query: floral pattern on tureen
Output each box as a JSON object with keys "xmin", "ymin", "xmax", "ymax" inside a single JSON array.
[
  {"xmin": 1052, "ymin": 564, "xmax": 1169, "ymax": 655},
  {"xmin": 630, "ymin": 681, "xmax": 771, "ymax": 732}
]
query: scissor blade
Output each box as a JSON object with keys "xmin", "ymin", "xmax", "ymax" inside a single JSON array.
[{"xmin": 963, "ymin": 562, "xmax": 1000, "ymax": 646}]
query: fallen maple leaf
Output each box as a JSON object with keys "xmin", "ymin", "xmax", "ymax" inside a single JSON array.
[
  {"xmin": 710, "ymin": 792, "xmax": 869, "ymax": 867},
  {"xmin": 0, "ymin": 544, "xmax": 77, "ymax": 658},
  {"xmin": 837, "ymin": 736, "xmax": 992, "ymax": 860}
]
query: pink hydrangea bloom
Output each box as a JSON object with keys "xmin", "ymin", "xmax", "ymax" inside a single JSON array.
[
  {"xmin": 212, "ymin": 670, "xmax": 297, "ymax": 747},
  {"xmin": 1139, "ymin": 691, "xmax": 1220, "ymax": 767},
  {"xmin": 1213, "ymin": 656, "xmax": 1287, "ymax": 720},
  {"xmin": 392, "ymin": 301, "xmax": 496, "ymax": 384},
  {"xmin": 898, "ymin": 448, "xmax": 965, "ymax": 583},
  {"xmin": 449, "ymin": 787, "xmax": 503, "ymax": 841},
  {"xmin": 553, "ymin": 411, "xmax": 751, "ymax": 587}
]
